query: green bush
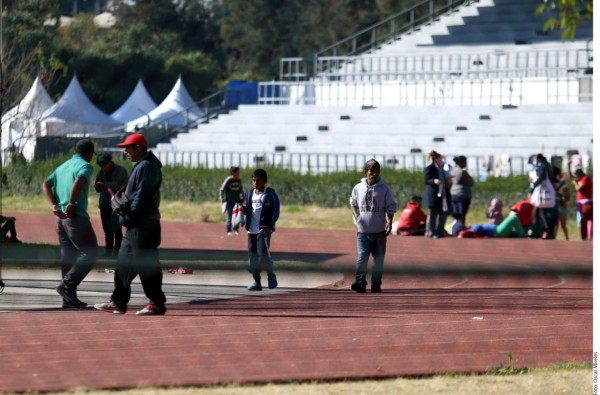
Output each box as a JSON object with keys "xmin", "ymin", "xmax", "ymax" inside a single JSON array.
[{"xmin": 2, "ymin": 158, "xmax": 555, "ymax": 213}]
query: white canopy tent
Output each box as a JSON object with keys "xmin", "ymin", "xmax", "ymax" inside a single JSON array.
[
  {"xmin": 110, "ymin": 79, "xmax": 157, "ymax": 124},
  {"xmin": 125, "ymin": 76, "xmax": 204, "ymax": 132},
  {"xmin": 1, "ymin": 77, "xmax": 54, "ymax": 164},
  {"xmin": 41, "ymin": 75, "xmax": 122, "ymax": 136}
]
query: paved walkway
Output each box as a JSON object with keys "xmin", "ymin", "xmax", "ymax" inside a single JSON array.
[{"xmin": 0, "ymin": 213, "xmax": 593, "ymax": 393}]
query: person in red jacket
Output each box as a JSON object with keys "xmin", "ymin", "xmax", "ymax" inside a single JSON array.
[
  {"xmin": 394, "ymin": 195, "xmax": 427, "ymax": 236},
  {"xmin": 511, "ymin": 198, "xmax": 534, "ymax": 232},
  {"xmin": 571, "ymin": 168, "xmax": 593, "ymax": 240}
]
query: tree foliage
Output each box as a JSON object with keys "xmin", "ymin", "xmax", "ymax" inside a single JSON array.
[
  {"xmin": 0, "ymin": 0, "xmax": 592, "ymax": 116},
  {"xmin": 536, "ymin": 0, "xmax": 593, "ymax": 40}
]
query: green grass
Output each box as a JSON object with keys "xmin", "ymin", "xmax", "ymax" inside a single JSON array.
[{"xmin": 1, "ymin": 195, "xmax": 583, "ymax": 240}]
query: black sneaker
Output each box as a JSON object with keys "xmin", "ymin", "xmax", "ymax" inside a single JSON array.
[
  {"xmin": 267, "ymin": 275, "xmax": 278, "ymax": 289},
  {"xmin": 63, "ymin": 300, "xmax": 88, "ymax": 309},
  {"xmin": 248, "ymin": 282, "xmax": 263, "ymax": 291},
  {"xmin": 371, "ymin": 286, "xmax": 382, "ymax": 293},
  {"xmin": 351, "ymin": 282, "xmax": 367, "ymax": 293},
  {"xmin": 56, "ymin": 285, "xmax": 80, "ymax": 305}
]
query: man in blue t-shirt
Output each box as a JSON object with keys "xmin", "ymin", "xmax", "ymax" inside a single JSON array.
[{"xmin": 42, "ymin": 139, "xmax": 98, "ymax": 309}]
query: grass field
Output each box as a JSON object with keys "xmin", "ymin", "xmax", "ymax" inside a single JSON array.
[{"xmin": 0, "ymin": 195, "xmax": 583, "ymax": 240}]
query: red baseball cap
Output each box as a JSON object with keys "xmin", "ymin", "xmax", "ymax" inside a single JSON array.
[{"xmin": 116, "ymin": 133, "xmax": 148, "ymax": 148}]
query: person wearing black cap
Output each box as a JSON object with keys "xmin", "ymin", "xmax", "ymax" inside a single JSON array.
[
  {"xmin": 243, "ymin": 168, "xmax": 280, "ymax": 291},
  {"xmin": 94, "ymin": 152, "xmax": 129, "ymax": 258},
  {"xmin": 42, "ymin": 139, "xmax": 98, "ymax": 309},
  {"xmin": 94, "ymin": 133, "xmax": 167, "ymax": 315},
  {"xmin": 349, "ymin": 158, "xmax": 397, "ymax": 293}
]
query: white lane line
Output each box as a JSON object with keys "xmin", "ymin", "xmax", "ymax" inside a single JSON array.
[
  {"xmin": 443, "ymin": 275, "xmax": 469, "ymax": 289},
  {"xmin": 546, "ymin": 275, "xmax": 567, "ymax": 288}
]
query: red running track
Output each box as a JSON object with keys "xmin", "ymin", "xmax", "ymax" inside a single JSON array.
[{"xmin": 0, "ymin": 212, "xmax": 592, "ymax": 392}]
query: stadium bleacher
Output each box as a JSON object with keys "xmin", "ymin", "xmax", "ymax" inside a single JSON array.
[{"xmin": 155, "ymin": 0, "xmax": 593, "ymax": 175}]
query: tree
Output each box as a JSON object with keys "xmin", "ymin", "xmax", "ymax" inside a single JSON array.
[
  {"xmin": 219, "ymin": 0, "xmax": 384, "ymax": 80},
  {"xmin": 536, "ymin": 0, "xmax": 593, "ymax": 40}
]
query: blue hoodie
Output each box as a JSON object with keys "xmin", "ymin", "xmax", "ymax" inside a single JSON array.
[
  {"xmin": 120, "ymin": 151, "xmax": 162, "ymax": 227},
  {"xmin": 244, "ymin": 186, "xmax": 280, "ymax": 232}
]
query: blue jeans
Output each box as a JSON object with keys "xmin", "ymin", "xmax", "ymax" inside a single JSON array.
[
  {"xmin": 247, "ymin": 232, "xmax": 275, "ymax": 282},
  {"xmin": 56, "ymin": 216, "xmax": 98, "ymax": 289},
  {"xmin": 355, "ymin": 231, "xmax": 387, "ymax": 288}
]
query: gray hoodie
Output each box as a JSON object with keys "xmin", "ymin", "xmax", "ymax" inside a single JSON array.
[{"xmin": 350, "ymin": 177, "xmax": 397, "ymax": 233}]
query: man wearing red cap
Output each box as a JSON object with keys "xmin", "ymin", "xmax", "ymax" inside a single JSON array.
[{"xmin": 94, "ymin": 133, "xmax": 167, "ymax": 315}]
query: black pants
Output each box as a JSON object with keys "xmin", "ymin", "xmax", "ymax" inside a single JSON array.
[
  {"xmin": 111, "ymin": 218, "xmax": 166, "ymax": 311},
  {"xmin": 100, "ymin": 206, "xmax": 123, "ymax": 253},
  {"xmin": 427, "ymin": 206, "xmax": 448, "ymax": 237},
  {"xmin": 1, "ymin": 217, "xmax": 17, "ymax": 240}
]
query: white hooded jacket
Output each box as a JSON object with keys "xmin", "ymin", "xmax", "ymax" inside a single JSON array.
[{"xmin": 349, "ymin": 177, "xmax": 397, "ymax": 234}]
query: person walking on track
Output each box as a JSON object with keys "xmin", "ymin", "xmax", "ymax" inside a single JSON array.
[
  {"xmin": 42, "ymin": 139, "xmax": 98, "ymax": 309},
  {"xmin": 94, "ymin": 133, "xmax": 167, "ymax": 315}
]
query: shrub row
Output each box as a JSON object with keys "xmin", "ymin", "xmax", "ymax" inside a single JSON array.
[{"xmin": 1, "ymin": 155, "xmax": 541, "ymax": 211}]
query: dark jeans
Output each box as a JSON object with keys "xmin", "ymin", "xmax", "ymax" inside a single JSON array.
[
  {"xmin": 100, "ymin": 206, "xmax": 123, "ymax": 253},
  {"xmin": 355, "ymin": 231, "xmax": 387, "ymax": 288},
  {"xmin": 56, "ymin": 216, "xmax": 98, "ymax": 289},
  {"xmin": 247, "ymin": 232, "xmax": 275, "ymax": 282},
  {"xmin": 427, "ymin": 206, "xmax": 448, "ymax": 237},
  {"xmin": 111, "ymin": 218, "xmax": 166, "ymax": 311},
  {"xmin": 450, "ymin": 194, "xmax": 471, "ymax": 223}
]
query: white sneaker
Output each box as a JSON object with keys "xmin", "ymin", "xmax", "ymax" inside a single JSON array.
[
  {"xmin": 227, "ymin": 232, "xmax": 233, "ymax": 236},
  {"xmin": 234, "ymin": 230, "xmax": 239, "ymax": 235}
]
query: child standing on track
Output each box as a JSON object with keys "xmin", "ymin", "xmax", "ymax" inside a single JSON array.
[{"xmin": 244, "ymin": 169, "xmax": 280, "ymax": 291}]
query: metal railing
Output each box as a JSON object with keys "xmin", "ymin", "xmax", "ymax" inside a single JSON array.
[
  {"xmin": 152, "ymin": 151, "xmax": 589, "ymax": 178},
  {"xmin": 310, "ymin": 48, "xmax": 593, "ymax": 82},
  {"xmin": 317, "ymin": 0, "xmax": 473, "ymax": 58},
  {"xmin": 95, "ymin": 88, "xmax": 247, "ymax": 147},
  {"xmin": 281, "ymin": 0, "xmax": 474, "ymax": 80},
  {"xmin": 258, "ymin": 75, "xmax": 593, "ymax": 106}
]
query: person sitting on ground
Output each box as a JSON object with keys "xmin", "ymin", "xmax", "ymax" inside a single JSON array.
[
  {"xmin": 495, "ymin": 211, "xmax": 528, "ymax": 238},
  {"xmin": 486, "ymin": 198, "xmax": 504, "ymax": 225},
  {"xmin": 393, "ymin": 195, "xmax": 427, "ymax": 236},
  {"xmin": 0, "ymin": 215, "xmax": 22, "ymax": 243}
]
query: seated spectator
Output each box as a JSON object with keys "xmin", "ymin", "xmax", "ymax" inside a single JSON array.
[
  {"xmin": 0, "ymin": 215, "xmax": 22, "ymax": 243},
  {"xmin": 393, "ymin": 195, "xmax": 427, "ymax": 236},
  {"xmin": 511, "ymin": 198, "xmax": 534, "ymax": 235},
  {"xmin": 495, "ymin": 214, "xmax": 528, "ymax": 238},
  {"xmin": 458, "ymin": 223, "xmax": 496, "ymax": 238},
  {"xmin": 487, "ymin": 198, "xmax": 504, "ymax": 225}
]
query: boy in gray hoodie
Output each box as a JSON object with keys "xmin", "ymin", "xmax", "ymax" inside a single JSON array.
[{"xmin": 349, "ymin": 159, "xmax": 397, "ymax": 293}]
